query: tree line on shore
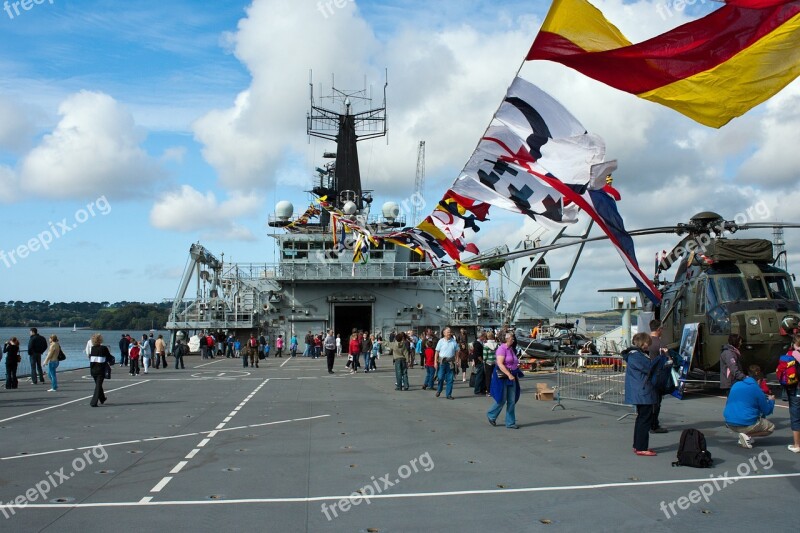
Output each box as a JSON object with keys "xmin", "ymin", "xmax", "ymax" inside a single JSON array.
[{"xmin": 0, "ymin": 301, "xmax": 170, "ymax": 330}]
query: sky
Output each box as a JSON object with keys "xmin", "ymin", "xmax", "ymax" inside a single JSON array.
[{"xmin": 0, "ymin": 0, "xmax": 798, "ymax": 313}]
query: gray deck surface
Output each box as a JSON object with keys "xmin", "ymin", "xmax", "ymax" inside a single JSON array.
[{"xmin": 0, "ymin": 355, "xmax": 797, "ymax": 532}]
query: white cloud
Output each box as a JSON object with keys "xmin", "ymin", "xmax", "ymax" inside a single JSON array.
[
  {"xmin": 0, "ymin": 96, "xmax": 38, "ymax": 153},
  {"xmin": 149, "ymin": 184, "xmax": 261, "ymax": 241},
  {"xmin": 19, "ymin": 90, "xmax": 162, "ymax": 199},
  {"xmin": 194, "ymin": 0, "xmax": 378, "ymax": 190},
  {"xmin": 161, "ymin": 146, "xmax": 187, "ymax": 163},
  {"xmin": 737, "ymin": 79, "xmax": 800, "ymax": 189},
  {"xmin": 0, "ymin": 165, "xmax": 17, "ymax": 203}
]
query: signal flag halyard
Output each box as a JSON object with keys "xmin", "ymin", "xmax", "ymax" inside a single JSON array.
[{"xmin": 527, "ymin": 0, "xmax": 800, "ymax": 128}]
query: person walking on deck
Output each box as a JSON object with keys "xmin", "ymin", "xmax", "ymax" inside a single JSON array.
[{"xmin": 435, "ymin": 327, "xmax": 458, "ymax": 399}]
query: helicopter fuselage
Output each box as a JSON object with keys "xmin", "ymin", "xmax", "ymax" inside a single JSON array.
[{"xmin": 656, "ymin": 260, "xmax": 799, "ymax": 374}]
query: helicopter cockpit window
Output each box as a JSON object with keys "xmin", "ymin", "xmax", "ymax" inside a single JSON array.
[
  {"xmin": 746, "ymin": 277, "xmax": 768, "ymax": 299},
  {"xmin": 715, "ymin": 276, "xmax": 747, "ymax": 303},
  {"xmin": 706, "ymin": 278, "xmax": 719, "ymax": 310},
  {"xmin": 695, "ymin": 279, "xmax": 706, "ymax": 315},
  {"xmin": 765, "ymin": 275, "xmax": 797, "ymax": 301}
]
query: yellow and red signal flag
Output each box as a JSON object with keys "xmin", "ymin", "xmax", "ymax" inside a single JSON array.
[{"xmin": 527, "ymin": 0, "xmax": 800, "ymax": 127}]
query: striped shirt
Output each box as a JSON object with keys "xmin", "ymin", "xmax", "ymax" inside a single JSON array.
[{"xmin": 89, "ymin": 345, "xmax": 110, "ymax": 364}]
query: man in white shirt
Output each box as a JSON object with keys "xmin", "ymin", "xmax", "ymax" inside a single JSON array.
[{"xmin": 435, "ymin": 327, "xmax": 458, "ymax": 399}]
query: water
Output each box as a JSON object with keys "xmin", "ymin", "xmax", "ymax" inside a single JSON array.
[{"xmin": 0, "ymin": 327, "xmax": 166, "ymax": 380}]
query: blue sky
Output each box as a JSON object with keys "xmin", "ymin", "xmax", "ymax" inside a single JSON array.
[{"xmin": 1, "ymin": 0, "xmax": 798, "ymax": 312}]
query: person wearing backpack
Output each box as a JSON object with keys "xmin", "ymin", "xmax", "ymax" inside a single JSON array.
[
  {"xmin": 723, "ymin": 365, "xmax": 775, "ymax": 449},
  {"xmin": 247, "ymin": 333, "xmax": 259, "ymax": 368},
  {"xmin": 776, "ymin": 334, "xmax": 800, "ymax": 453},
  {"xmin": 623, "ymin": 333, "xmax": 658, "ymax": 456}
]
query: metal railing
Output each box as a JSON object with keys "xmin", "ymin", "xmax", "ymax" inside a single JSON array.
[{"xmin": 552, "ymin": 353, "xmax": 633, "ymax": 420}]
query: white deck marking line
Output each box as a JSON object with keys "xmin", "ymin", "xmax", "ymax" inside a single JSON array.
[
  {"xmin": 0, "ymin": 380, "xmax": 150, "ymax": 424},
  {"xmin": 169, "ymin": 461, "xmax": 188, "ymax": 474},
  {"xmin": 695, "ymin": 392, "xmax": 789, "ymax": 409},
  {"xmin": 147, "ymin": 378, "xmax": 270, "ymax": 499},
  {"xmin": 11, "ymin": 472, "xmax": 800, "ymax": 509},
  {"xmin": 139, "ymin": 497, "xmax": 153, "ymax": 504},
  {"xmin": 219, "ymin": 415, "xmax": 330, "ymax": 433},
  {"xmin": 142, "ymin": 433, "xmax": 199, "ymax": 442},
  {"xmin": 185, "ymin": 449, "xmax": 200, "ymax": 459},
  {"xmin": 0, "ymin": 396, "xmax": 328, "ymax": 463},
  {"xmin": 192, "ymin": 360, "xmax": 226, "ymax": 368},
  {"xmin": 279, "ymin": 357, "xmax": 292, "ymax": 368},
  {"xmin": 0, "ymin": 448, "xmax": 77, "ymax": 460},
  {"xmin": 150, "ymin": 477, "xmax": 173, "ymax": 493}
]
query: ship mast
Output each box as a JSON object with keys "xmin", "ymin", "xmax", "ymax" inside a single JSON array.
[{"xmin": 307, "ymin": 71, "xmax": 388, "ymax": 223}]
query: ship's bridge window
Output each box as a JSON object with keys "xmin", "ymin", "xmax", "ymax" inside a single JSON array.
[
  {"xmin": 746, "ymin": 276, "xmax": 768, "ymax": 299},
  {"xmin": 765, "ymin": 274, "xmax": 797, "ymax": 301},
  {"xmin": 715, "ymin": 276, "xmax": 747, "ymax": 303}
]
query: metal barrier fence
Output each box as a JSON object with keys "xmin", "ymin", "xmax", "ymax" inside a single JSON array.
[{"xmin": 552, "ymin": 353, "xmax": 634, "ymax": 420}]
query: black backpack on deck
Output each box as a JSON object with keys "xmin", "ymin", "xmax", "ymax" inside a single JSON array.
[{"xmin": 672, "ymin": 428, "xmax": 713, "ymax": 468}]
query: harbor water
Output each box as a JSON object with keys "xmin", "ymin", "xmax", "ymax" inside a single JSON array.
[{"xmin": 0, "ymin": 327, "xmax": 165, "ymax": 380}]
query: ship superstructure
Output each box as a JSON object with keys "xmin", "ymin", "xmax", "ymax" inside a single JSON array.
[{"xmin": 166, "ymin": 76, "xmax": 480, "ymax": 344}]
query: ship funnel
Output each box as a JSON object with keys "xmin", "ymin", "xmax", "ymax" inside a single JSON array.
[{"xmin": 416, "ymin": 303, "xmax": 424, "ymax": 310}]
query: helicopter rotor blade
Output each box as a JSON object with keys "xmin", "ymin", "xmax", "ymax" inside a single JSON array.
[
  {"xmin": 658, "ymin": 235, "xmax": 694, "ymax": 272},
  {"xmin": 733, "ymin": 222, "xmax": 800, "ymax": 231},
  {"xmin": 461, "ymin": 225, "xmax": 682, "ymax": 266}
]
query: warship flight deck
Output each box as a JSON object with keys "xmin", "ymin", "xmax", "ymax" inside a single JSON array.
[{"xmin": 1, "ymin": 356, "xmax": 797, "ymax": 532}]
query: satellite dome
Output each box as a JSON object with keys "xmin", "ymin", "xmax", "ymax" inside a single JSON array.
[
  {"xmin": 275, "ymin": 201, "xmax": 294, "ymax": 221},
  {"xmin": 382, "ymin": 202, "xmax": 400, "ymax": 221},
  {"xmin": 343, "ymin": 201, "xmax": 357, "ymax": 215}
]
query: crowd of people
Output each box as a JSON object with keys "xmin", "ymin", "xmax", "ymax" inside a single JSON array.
[
  {"xmin": 3, "ymin": 323, "xmax": 799, "ymax": 452},
  {"xmin": 622, "ymin": 320, "xmax": 800, "ymax": 457}
]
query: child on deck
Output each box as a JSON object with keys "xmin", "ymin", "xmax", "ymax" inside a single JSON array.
[
  {"xmin": 129, "ymin": 341, "xmax": 141, "ymax": 376},
  {"xmin": 749, "ymin": 365, "xmax": 771, "ymax": 396},
  {"xmin": 422, "ymin": 341, "xmax": 436, "ymax": 390}
]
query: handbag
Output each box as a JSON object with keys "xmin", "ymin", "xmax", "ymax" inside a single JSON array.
[
  {"xmin": 58, "ymin": 349, "xmax": 66, "ymax": 361},
  {"xmin": 469, "ymin": 371, "xmax": 477, "ymax": 388}
]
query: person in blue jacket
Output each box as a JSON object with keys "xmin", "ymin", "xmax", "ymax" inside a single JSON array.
[
  {"xmin": 723, "ymin": 366, "xmax": 775, "ymax": 449},
  {"xmin": 624, "ymin": 333, "xmax": 658, "ymax": 456}
]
